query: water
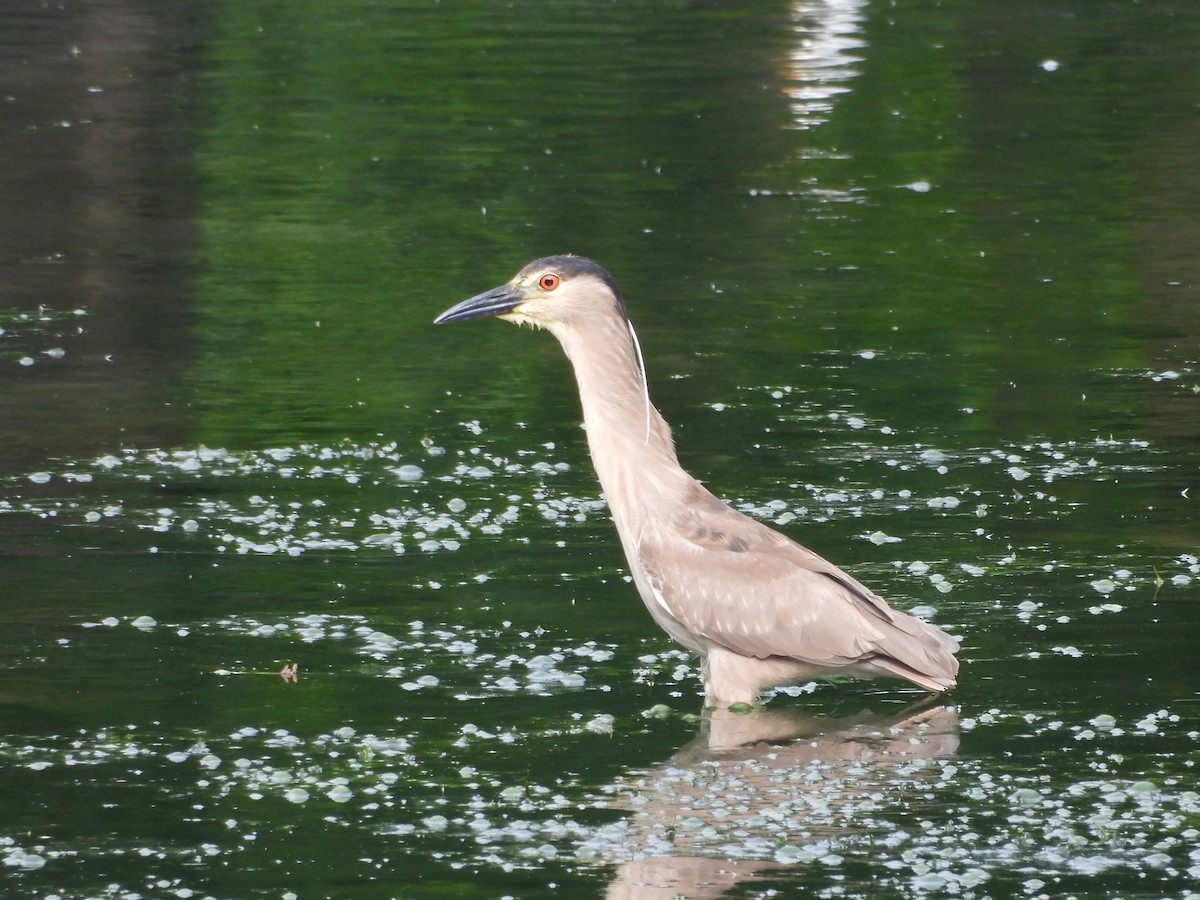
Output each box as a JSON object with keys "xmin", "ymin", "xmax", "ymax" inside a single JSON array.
[{"xmin": 1, "ymin": 0, "xmax": 1197, "ymax": 897}]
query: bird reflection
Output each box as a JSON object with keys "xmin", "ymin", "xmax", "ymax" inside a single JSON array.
[{"xmin": 600, "ymin": 703, "xmax": 959, "ymax": 899}]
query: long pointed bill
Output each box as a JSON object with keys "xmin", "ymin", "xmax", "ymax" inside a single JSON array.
[{"xmin": 434, "ymin": 283, "xmax": 524, "ymax": 325}]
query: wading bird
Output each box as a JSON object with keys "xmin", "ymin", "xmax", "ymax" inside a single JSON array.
[{"xmin": 435, "ymin": 256, "xmax": 960, "ymax": 706}]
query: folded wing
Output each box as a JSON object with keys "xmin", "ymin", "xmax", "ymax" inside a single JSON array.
[{"xmin": 635, "ymin": 485, "xmax": 959, "ymax": 689}]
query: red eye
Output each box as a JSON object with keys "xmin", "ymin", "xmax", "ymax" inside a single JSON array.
[{"xmin": 538, "ymin": 273, "xmax": 560, "ymax": 291}]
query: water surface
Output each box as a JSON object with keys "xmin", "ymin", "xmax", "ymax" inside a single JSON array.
[{"xmin": 1, "ymin": 0, "xmax": 1197, "ymax": 897}]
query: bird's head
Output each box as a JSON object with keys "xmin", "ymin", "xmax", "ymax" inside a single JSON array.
[{"xmin": 434, "ymin": 255, "xmax": 628, "ymax": 333}]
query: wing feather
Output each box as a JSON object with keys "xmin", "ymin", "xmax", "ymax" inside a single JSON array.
[{"xmin": 636, "ymin": 486, "xmax": 958, "ymax": 684}]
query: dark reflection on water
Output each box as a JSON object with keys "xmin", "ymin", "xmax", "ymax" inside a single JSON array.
[
  {"xmin": 1, "ymin": 0, "xmax": 1198, "ymax": 896},
  {"xmin": 0, "ymin": 0, "xmax": 206, "ymax": 474}
]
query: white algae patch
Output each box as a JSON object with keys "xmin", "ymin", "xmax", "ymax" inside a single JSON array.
[
  {"xmin": 1, "ymin": 623, "xmax": 1197, "ymax": 897},
  {"xmin": 210, "ymin": 612, "xmax": 618, "ymax": 699},
  {"xmin": 0, "ymin": 437, "xmax": 590, "ymax": 557},
  {"xmin": 0, "ymin": 411, "xmax": 1196, "ymax": 895},
  {"xmin": 0, "ymin": 428, "xmax": 1178, "ymax": 607}
]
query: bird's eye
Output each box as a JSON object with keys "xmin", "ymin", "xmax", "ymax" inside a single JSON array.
[{"xmin": 538, "ymin": 273, "xmax": 561, "ymax": 291}]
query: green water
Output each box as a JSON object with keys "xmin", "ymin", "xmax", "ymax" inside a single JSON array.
[{"xmin": 1, "ymin": 0, "xmax": 1197, "ymax": 897}]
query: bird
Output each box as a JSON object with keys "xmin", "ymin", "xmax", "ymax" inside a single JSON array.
[{"xmin": 434, "ymin": 255, "xmax": 960, "ymax": 706}]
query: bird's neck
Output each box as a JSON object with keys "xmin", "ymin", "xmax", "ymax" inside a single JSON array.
[{"xmin": 550, "ymin": 314, "xmax": 691, "ymax": 530}]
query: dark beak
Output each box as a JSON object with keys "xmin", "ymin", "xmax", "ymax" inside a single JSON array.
[{"xmin": 434, "ymin": 283, "xmax": 524, "ymax": 325}]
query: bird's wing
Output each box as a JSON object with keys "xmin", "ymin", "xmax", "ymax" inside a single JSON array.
[{"xmin": 635, "ymin": 486, "xmax": 958, "ymax": 678}]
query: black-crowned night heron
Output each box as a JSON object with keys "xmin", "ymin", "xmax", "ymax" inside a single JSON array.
[{"xmin": 435, "ymin": 255, "xmax": 960, "ymax": 706}]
